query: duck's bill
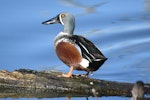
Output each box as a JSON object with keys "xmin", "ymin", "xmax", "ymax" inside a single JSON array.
[{"xmin": 42, "ymin": 15, "xmax": 60, "ymax": 25}]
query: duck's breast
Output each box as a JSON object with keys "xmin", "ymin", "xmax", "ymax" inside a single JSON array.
[{"xmin": 55, "ymin": 42, "xmax": 82, "ymax": 66}]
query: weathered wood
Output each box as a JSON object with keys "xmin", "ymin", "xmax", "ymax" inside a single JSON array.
[{"xmin": 0, "ymin": 69, "xmax": 149, "ymax": 98}]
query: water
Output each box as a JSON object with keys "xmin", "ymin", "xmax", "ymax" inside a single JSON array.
[{"xmin": 0, "ymin": 0, "xmax": 150, "ymax": 100}]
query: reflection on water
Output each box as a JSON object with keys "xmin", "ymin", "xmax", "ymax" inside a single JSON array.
[
  {"xmin": 143, "ymin": 0, "xmax": 150, "ymax": 11},
  {"xmin": 0, "ymin": 0, "xmax": 150, "ymax": 100},
  {"xmin": 59, "ymin": 0, "xmax": 108, "ymax": 14}
]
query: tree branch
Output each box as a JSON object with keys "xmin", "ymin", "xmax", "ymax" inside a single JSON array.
[{"xmin": 0, "ymin": 69, "xmax": 149, "ymax": 98}]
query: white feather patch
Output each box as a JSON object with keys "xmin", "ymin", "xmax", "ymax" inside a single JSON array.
[
  {"xmin": 54, "ymin": 32, "xmax": 70, "ymax": 48},
  {"xmin": 80, "ymin": 58, "xmax": 89, "ymax": 68},
  {"xmin": 59, "ymin": 14, "xmax": 64, "ymax": 25}
]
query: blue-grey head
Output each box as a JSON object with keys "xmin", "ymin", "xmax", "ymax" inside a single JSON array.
[{"xmin": 42, "ymin": 12, "xmax": 75, "ymax": 34}]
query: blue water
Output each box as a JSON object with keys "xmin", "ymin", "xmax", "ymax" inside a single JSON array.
[{"xmin": 0, "ymin": 0, "xmax": 150, "ymax": 100}]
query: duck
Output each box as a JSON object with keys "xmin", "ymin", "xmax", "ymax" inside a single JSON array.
[{"xmin": 42, "ymin": 12, "xmax": 107, "ymax": 78}]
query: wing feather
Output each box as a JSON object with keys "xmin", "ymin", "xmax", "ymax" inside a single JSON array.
[{"xmin": 70, "ymin": 35, "xmax": 106, "ymax": 62}]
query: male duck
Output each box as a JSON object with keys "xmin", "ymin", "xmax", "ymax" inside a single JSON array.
[{"xmin": 42, "ymin": 12, "xmax": 107, "ymax": 78}]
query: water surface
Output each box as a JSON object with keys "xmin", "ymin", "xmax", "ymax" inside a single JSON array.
[{"xmin": 0, "ymin": 0, "xmax": 150, "ymax": 100}]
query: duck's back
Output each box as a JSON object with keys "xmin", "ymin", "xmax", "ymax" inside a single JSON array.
[{"xmin": 70, "ymin": 35, "xmax": 107, "ymax": 71}]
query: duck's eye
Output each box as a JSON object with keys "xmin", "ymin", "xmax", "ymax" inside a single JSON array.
[{"xmin": 61, "ymin": 14, "xmax": 65, "ymax": 18}]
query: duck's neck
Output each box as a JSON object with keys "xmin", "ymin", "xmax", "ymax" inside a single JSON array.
[
  {"xmin": 63, "ymin": 18, "xmax": 75, "ymax": 35},
  {"xmin": 55, "ymin": 22, "xmax": 75, "ymax": 39},
  {"xmin": 54, "ymin": 20, "xmax": 75, "ymax": 46},
  {"xmin": 63, "ymin": 22, "xmax": 75, "ymax": 34}
]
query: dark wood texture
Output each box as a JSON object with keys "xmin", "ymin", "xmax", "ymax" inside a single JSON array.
[{"xmin": 0, "ymin": 69, "xmax": 149, "ymax": 98}]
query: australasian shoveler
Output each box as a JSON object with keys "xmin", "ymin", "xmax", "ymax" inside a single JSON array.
[{"xmin": 42, "ymin": 12, "xmax": 107, "ymax": 78}]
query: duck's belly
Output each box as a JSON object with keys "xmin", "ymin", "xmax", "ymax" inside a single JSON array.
[{"xmin": 55, "ymin": 42, "xmax": 82, "ymax": 67}]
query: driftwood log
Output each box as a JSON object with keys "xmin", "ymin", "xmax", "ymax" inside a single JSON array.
[{"xmin": 0, "ymin": 69, "xmax": 149, "ymax": 98}]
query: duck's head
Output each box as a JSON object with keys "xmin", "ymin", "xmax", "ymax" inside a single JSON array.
[{"xmin": 42, "ymin": 12, "xmax": 75, "ymax": 34}]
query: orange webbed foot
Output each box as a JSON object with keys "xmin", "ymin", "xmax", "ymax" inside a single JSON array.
[
  {"xmin": 62, "ymin": 73, "xmax": 73, "ymax": 78},
  {"xmin": 57, "ymin": 66, "xmax": 74, "ymax": 78}
]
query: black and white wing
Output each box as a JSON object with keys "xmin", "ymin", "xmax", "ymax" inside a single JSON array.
[{"xmin": 71, "ymin": 35, "xmax": 107, "ymax": 71}]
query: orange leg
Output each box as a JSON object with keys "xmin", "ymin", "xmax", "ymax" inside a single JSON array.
[{"xmin": 62, "ymin": 66, "xmax": 73, "ymax": 78}]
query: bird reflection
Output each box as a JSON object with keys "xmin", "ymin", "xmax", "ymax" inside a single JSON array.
[
  {"xmin": 67, "ymin": 97, "xmax": 70, "ymax": 100},
  {"xmin": 67, "ymin": 97, "xmax": 89, "ymax": 100}
]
